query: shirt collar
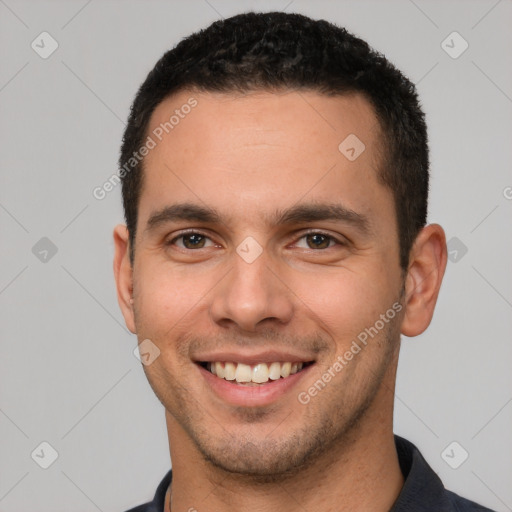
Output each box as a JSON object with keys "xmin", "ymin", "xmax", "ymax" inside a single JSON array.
[{"xmin": 391, "ymin": 435, "xmax": 452, "ymax": 511}]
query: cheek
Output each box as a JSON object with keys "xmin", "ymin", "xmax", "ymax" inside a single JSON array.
[
  {"xmin": 133, "ymin": 262, "xmax": 209, "ymax": 336},
  {"xmin": 288, "ymin": 269, "xmax": 396, "ymax": 343}
]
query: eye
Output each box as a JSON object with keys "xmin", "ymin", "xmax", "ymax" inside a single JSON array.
[
  {"xmin": 166, "ymin": 230, "xmax": 343, "ymax": 252},
  {"xmin": 168, "ymin": 232, "xmax": 216, "ymax": 250},
  {"xmin": 294, "ymin": 232, "xmax": 342, "ymax": 250}
]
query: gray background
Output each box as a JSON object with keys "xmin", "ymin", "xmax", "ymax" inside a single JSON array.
[{"xmin": 1, "ymin": 0, "xmax": 511, "ymax": 510}]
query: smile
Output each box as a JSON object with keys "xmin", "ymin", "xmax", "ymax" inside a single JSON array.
[{"xmin": 200, "ymin": 361, "xmax": 313, "ymax": 385}]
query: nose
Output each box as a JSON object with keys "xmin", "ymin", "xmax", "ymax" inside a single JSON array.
[{"xmin": 209, "ymin": 249, "xmax": 294, "ymax": 332}]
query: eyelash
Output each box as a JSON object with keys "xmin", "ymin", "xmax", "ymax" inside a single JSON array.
[{"xmin": 166, "ymin": 229, "xmax": 345, "ymax": 251}]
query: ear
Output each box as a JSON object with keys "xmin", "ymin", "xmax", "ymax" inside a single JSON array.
[
  {"xmin": 401, "ymin": 224, "xmax": 447, "ymax": 337},
  {"xmin": 113, "ymin": 224, "xmax": 136, "ymax": 334}
]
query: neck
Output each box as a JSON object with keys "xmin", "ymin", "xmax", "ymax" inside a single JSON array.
[{"xmin": 164, "ymin": 401, "xmax": 403, "ymax": 512}]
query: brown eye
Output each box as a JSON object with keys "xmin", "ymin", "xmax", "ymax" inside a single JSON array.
[
  {"xmin": 304, "ymin": 233, "xmax": 334, "ymax": 249},
  {"xmin": 170, "ymin": 233, "xmax": 214, "ymax": 249},
  {"xmin": 306, "ymin": 233, "xmax": 330, "ymax": 249},
  {"xmin": 182, "ymin": 234, "xmax": 206, "ymax": 249}
]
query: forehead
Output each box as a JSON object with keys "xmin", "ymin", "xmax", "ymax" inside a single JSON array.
[
  {"xmin": 139, "ymin": 88, "xmax": 390, "ymax": 229},
  {"xmin": 147, "ymin": 88, "xmax": 382, "ymax": 156}
]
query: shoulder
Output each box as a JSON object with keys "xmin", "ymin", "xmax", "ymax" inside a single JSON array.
[
  {"xmin": 446, "ymin": 489, "xmax": 497, "ymax": 512},
  {"xmin": 393, "ymin": 436, "xmax": 498, "ymax": 512}
]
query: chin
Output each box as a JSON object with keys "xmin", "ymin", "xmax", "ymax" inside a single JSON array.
[{"xmin": 193, "ymin": 426, "xmax": 334, "ymax": 481}]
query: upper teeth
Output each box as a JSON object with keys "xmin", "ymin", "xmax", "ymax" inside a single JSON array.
[{"xmin": 207, "ymin": 361, "xmax": 305, "ymax": 384}]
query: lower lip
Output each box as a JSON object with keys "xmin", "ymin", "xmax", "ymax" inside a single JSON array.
[{"xmin": 197, "ymin": 363, "xmax": 314, "ymax": 407}]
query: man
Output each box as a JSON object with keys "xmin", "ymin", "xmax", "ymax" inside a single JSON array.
[{"xmin": 113, "ymin": 11, "xmax": 494, "ymax": 512}]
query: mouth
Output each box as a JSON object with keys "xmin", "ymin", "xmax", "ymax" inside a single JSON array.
[{"xmin": 197, "ymin": 360, "xmax": 315, "ymax": 386}]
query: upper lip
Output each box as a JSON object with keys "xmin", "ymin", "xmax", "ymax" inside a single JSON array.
[{"xmin": 193, "ymin": 350, "xmax": 316, "ymax": 366}]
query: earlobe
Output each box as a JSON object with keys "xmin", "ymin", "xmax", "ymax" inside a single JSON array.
[
  {"xmin": 401, "ymin": 224, "xmax": 447, "ymax": 337},
  {"xmin": 113, "ymin": 224, "xmax": 137, "ymax": 334}
]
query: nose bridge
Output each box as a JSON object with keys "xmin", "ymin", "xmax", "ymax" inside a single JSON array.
[{"xmin": 209, "ymin": 244, "xmax": 294, "ymax": 331}]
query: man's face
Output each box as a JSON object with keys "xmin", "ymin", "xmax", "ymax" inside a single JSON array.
[{"xmin": 126, "ymin": 89, "xmax": 405, "ymax": 476}]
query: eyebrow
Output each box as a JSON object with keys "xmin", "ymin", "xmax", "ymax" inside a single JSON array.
[
  {"xmin": 144, "ymin": 201, "xmax": 371, "ymax": 234},
  {"xmin": 273, "ymin": 203, "xmax": 370, "ymax": 233}
]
